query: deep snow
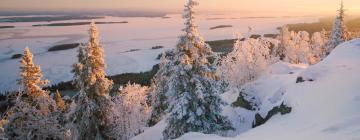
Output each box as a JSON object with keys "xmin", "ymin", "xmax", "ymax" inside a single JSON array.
[{"xmin": 132, "ymin": 39, "xmax": 360, "ymax": 140}]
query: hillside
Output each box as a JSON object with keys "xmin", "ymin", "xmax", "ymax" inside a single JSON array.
[{"xmin": 133, "ymin": 39, "xmax": 360, "ymax": 140}]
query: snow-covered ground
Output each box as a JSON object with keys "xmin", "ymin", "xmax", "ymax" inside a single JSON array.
[
  {"xmin": 0, "ymin": 14, "xmax": 317, "ymax": 91},
  {"xmin": 132, "ymin": 39, "xmax": 360, "ymax": 140}
]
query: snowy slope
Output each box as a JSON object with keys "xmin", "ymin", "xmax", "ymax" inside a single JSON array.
[
  {"xmin": 178, "ymin": 39, "xmax": 360, "ymax": 140},
  {"xmin": 133, "ymin": 39, "xmax": 360, "ymax": 140}
]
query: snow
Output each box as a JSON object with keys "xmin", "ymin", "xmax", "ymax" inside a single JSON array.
[
  {"xmin": 219, "ymin": 62, "xmax": 307, "ymax": 136},
  {"xmin": 233, "ymin": 43, "xmax": 360, "ymax": 140},
  {"xmin": 132, "ymin": 39, "xmax": 360, "ymax": 140},
  {"xmin": 132, "ymin": 61, "xmax": 308, "ymax": 140},
  {"xmin": 131, "ymin": 120, "xmax": 166, "ymax": 140},
  {"xmin": 0, "ymin": 14, "xmax": 317, "ymax": 91}
]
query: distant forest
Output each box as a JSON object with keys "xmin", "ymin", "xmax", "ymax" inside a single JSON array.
[{"xmin": 287, "ymin": 17, "xmax": 360, "ymax": 34}]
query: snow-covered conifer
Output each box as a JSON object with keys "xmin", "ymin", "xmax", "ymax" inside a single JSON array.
[
  {"xmin": 85, "ymin": 21, "xmax": 113, "ymax": 98},
  {"xmin": 162, "ymin": 0, "xmax": 232, "ymax": 139},
  {"xmin": 18, "ymin": 47, "xmax": 48, "ymax": 98},
  {"xmin": 72, "ymin": 21, "xmax": 122, "ymax": 140},
  {"xmin": 148, "ymin": 51, "xmax": 174, "ymax": 126},
  {"xmin": 72, "ymin": 44, "xmax": 87, "ymax": 94},
  {"xmin": 327, "ymin": 0, "xmax": 349, "ymax": 54},
  {"xmin": 5, "ymin": 48, "xmax": 68, "ymax": 139}
]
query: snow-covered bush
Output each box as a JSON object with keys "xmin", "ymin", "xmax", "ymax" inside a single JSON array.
[
  {"xmin": 308, "ymin": 29, "xmax": 328, "ymax": 64},
  {"xmin": 275, "ymin": 26, "xmax": 292, "ymax": 60},
  {"xmin": 283, "ymin": 30, "xmax": 311, "ymax": 64},
  {"xmin": 113, "ymin": 83, "xmax": 151, "ymax": 140},
  {"xmin": 278, "ymin": 26, "xmax": 328, "ymax": 65},
  {"xmin": 5, "ymin": 95, "xmax": 69, "ymax": 139},
  {"xmin": 219, "ymin": 36, "xmax": 274, "ymax": 88}
]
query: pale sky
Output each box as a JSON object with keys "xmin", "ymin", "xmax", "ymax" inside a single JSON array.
[{"xmin": 1, "ymin": 0, "xmax": 360, "ymax": 16}]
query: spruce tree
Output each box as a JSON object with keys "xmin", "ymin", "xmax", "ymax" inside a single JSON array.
[
  {"xmin": 162, "ymin": 0, "xmax": 232, "ymax": 139},
  {"xmin": 18, "ymin": 47, "xmax": 48, "ymax": 98},
  {"xmin": 5, "ymin": 47, "xmax": 68, "ymax": 139},
  {"xmin": 71, "ymin": 30, "xmax": 97, "ymax": 140},
  {"xmin": 72, "ymin": 21, "xmax": 122, "ymax": 140},
  {"xmin": 18, "ymin": 47, "xmax": 56, "ymax": 114},
  {"xmin": 72, "ymin": 44, "xmax": 87, "ymax": 94},
  {"xmin": 148, "ymin": 51, "xmax": 174, "ymax": 126},
  {"xmin": 85, "ymin": 21, "xmax": 113, "ymax": 98},
  {"xmin": 327, "ymin": 0, "xmax": 349, "ymax": 54}
]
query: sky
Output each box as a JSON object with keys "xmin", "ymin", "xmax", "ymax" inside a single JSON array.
[{"xmin": 1, "ymin": 0, "xmax": 360, "ymax": 16}]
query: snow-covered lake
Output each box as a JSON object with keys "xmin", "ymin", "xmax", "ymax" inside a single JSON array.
[{"xmin": 0, "ymin": 14, "xmax": 318, "ymax": 91}]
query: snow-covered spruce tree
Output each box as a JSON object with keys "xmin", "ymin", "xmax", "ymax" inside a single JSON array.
[
  {"xmin": 148, "ymin": 51, "xmax": 174, "ymax": 126},
  {"xmin": 162, "ymin": 0, "xmax": 232, "ymax": 139},
  {"xmin": 72, "ymin": 44, "xmax": 88, "ymax": 94},
  {"xmin": 18, "ymin": 47, "xmax": 49, "ymax": 98},
  {"xmin": 327, "ymin": 0, "xmax": 349, "ymax": 54},
  {"xmin": 69, "ymin": 44, "xmax": 91, "ymax": 139},
  {"xmin": 72, "ymin": 21, "xmax": 122, "ymax": 140},
  {"xmin": 70, "ymin": 35, "xmax": 96, "ymax": 140},
  {"xmin": 113, "ymin": 83, "xmax": 151, "ymax": 140},
  {"xmin": 219, "ymin": 34, "xmax": 273, "ymax": 88},
  {"xmin": 85, "ymin": 21, "xmax": 113, "ymax": 98},
  {"xmin": 5, "ymin": 47, "xmax": 68, "ymax": 139}
]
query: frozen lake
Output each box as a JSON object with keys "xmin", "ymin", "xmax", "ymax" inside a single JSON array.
[{"xmin": 0, "ymin": 14, "xmax": 318, "ymax": 91}]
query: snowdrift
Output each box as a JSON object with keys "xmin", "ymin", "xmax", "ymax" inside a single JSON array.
[{"xmin": 134, "ymin": 39, "xmax": 360, "ymax": 140}]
